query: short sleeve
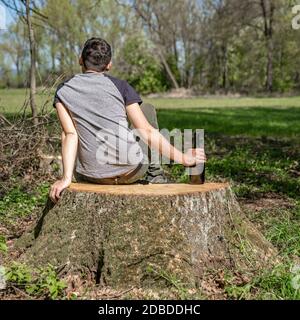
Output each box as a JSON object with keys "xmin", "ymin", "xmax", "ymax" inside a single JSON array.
[
  {"xmin": 105, "ymin": 74, "xmax": 142, "ymax": 107},
  {"xmin": 123, "ymin": 82, "xmax": 143, "ymax": 106},
  {"xmin": 53, "ymin": 82, "xmax": 64, "ymax": 108}
]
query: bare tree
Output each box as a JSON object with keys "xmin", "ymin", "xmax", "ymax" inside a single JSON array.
[
  {"xmin": 223, "ymin": 0, "xmax": 276, "ymax": 92},
  {"xmin": 25, "ymin": 0, "xmax": 38, "ymax": 123},
  {"xmin": 132, "ymin": 0, "xmax": 180, "ymax": 89},
  {"xmin": 1, "ymin": 0, "xmax": 47, "ymax": 123},
  {"xmin": 260, "ymin": 0, "xmax": 275, "ymax": 92}
]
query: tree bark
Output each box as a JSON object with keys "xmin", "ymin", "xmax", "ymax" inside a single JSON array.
[
  {"xmin": 15, "ymin": 56, "xmax": 22, "ymax": 88},
  {"xmin": 17, "ymin": 183, "xmax": 276, "ymax": 288},
  {"xmin": 157, "ymin": 49, "xmax": 180, "ymax": 89},
  {"xmin": 260, "ymin": 0, "xmax": 274, "ymax": 92},
  {"xmin": 25, "ymin": 0, "xmax": 38, "ymax": 124},
  {"xmin": 221, "ymin": 44, "xmax": 229, "ymax": 92},
  {"xmin": 266, "ymin": 36, "xmax": 274, "ymax": 92}
]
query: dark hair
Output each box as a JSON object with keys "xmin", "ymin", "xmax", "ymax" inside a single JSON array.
[{"xmin": 81, "ymin": 38, "xmax": 112, "ymax": 72}]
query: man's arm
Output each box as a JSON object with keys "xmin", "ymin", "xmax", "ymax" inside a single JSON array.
[
  {"xmin": 50, "ymin": 102, "xmax": 78, "ymax": 203},
  {"xmin": 126, "ymin": 103, "xmax": 205, "ymax": 166}
]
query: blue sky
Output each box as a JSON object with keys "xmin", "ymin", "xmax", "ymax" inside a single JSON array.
[{"xmin": 0, "ymin": 2, "xmax": 18, "ymax": 31}]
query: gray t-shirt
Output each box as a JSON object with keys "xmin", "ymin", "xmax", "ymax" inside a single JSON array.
[{"xmin": 53, "ymin": 72, "xmax": 143, "ymax": 179}]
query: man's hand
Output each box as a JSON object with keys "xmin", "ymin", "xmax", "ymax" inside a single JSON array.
[
  {"xmin": 183, "ymin": 148, "xmax": 206, "ymax": 167},
  {"xmin": 49, "ymin": 178, "xmax": 71, "ymax": 203}
]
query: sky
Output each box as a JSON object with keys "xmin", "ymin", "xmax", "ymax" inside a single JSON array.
[
  {"xmin": 0, "ymin": 2, "xmax": 18, "ymax": 31},
  {"xmin": 0, "ymin": 3, "xmax": 7, "ymax": 30}
]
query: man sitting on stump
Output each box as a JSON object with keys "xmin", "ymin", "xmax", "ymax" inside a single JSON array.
[{"xmin": 50, "ymin": 37, "xmax": 206, "ymax": 202}]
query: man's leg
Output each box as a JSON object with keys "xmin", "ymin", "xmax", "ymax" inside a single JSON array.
[{"xmin": 132, "ymin": 103, "xmax": 168, "ymax": 183}]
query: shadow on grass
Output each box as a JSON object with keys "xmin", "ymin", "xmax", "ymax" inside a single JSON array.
[
  {"xmin": 157, "ymin": 107, "xmax": 300, "ymax": 137},
  {"xmin": 158, "ymin": 107, "xmax": 300, "ymax": 199}
]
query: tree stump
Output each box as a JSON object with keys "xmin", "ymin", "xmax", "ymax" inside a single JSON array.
[{"xmin": 18, "ymin": 183, "xmax": 276, "ymax": 288}]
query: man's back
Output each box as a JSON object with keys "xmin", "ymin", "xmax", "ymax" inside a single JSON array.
[{"xmin": 54, "ymin": 72, "xmax": 143, "ymax": 179}]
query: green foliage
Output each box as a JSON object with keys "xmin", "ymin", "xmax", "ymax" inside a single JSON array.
[
  {"xmin": 166, "ymin": 164, "xmax": 189, "ymax": 183},
  {"xmin": 166, "ymin": 54, "xmax": 181, "ymax": 87},
  {"xmin": 0, "ymin": 183, "xmax": 50, "ymax": 252},
  {"xmin": 0, "ymin": 183, "xmax": 49, "ymax": 218},
  {"xmin": 225, "ymin": 264, "xmax": 300, "ymax": 300},
  {"xmin": 5, "ymin": 263, "xmax": 67, "ymax": 299},
  {"xmin": 0, "ymin": 235, "xmax": 7, "ymax": 253},
  {"xmin": 266, "ymin": 218, "xmax": 300, "ymax": 257},
  {"xmin": 5, "ymin": 263, "xmax": 32, "ymax": 285},
  {"xmin": 116, "ymin": 36, "xmax": 167, "ymax": 94},
  {"xmin": 1, "ymin": 1, "xmax": 300, "ymax": 93},
  {"xmin": 248, "ymin": 204, "xmax": 300, "ymax": 258}
]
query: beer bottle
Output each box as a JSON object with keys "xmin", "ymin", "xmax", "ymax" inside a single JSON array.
[{"xmin": 189, "ymin": 130, "xmax": 205, "ymax": 184}]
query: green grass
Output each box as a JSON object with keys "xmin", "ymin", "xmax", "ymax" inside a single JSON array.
[
  {"xmin": 157, "ymin": 107, "xmax": 300, "ymax": 200},
  {"xmin": 2, "ymin": 88, "xmax": 300, "ymax": 114},
  {"xmin": 146, "ymin": 96, "xmax": 300, "ymax": 109},
  {"xmin": 1, "ymin": 88, "xmax": 300, "ymax": 300},
  {"xmin": 225, "ymin": 263, "xmax": 300, "ymax": 300},
  {"xmin": 0, "ymin": 88, "xmax": 50, "ymax": 115},
  {"xmin": 157, "ymin": 107, "xmax": 300, "ymax": 137}
]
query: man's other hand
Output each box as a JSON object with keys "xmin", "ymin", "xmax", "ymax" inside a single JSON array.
[
  {"xmin": 183, "ymin": 148, "xmax": 206, "ymax": 167},
  {"xmin": 50, "ymin": 178, "xmax": 71, "ymax": 203}
]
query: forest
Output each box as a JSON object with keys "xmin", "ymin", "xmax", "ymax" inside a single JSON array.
[{"xmin": 1, "ymin": 0, "xmax": 300, "ymax": 96}]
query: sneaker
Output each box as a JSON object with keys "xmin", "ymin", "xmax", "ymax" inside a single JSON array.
[
  {"xmin": 144, "ymin": 166, "xmax": 170, "ymax": 184},
  {"xmin": 147, "ymin": 175, "xmax": 169, "ymax": 184}
]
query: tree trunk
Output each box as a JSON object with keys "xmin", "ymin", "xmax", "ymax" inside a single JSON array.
[
  {"xmin": 15, "ymin": 57, "xmax": 22, "ymax": 88},
  {"xmin": 221, "ymin": 44, "xmax": 229, "ymax": 92},
  {"xmin": 158, "ymin": 49, "xmax": 180, "ymax": 89},
  {"xmin": 260, "ymin": 0, "xmax": 274, "ymax": 92},
  {"xmin": 17, "ymin": 183, "xmax": 276, "ymax": 288},
  {"xmin": 266, "ymin": 37, "xmax": 273, "ymax": 92},
  {"xmin": 26, "ymin": 0, "xmax": 38, "ymax": 125}
]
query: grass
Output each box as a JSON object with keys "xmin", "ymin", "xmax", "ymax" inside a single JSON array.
[
  {"xmin": 0, "ymin": 88, "xmax": 49, "ymax": 115},
  {"xmin": 2, "ymin": 88, "xmax": 300, "ymax": 114},
  {"xmin": 246, "ymin": 203, "xmax": 300, "ymax": 258},
  {"xmin": 157, "ymin": 107, "xmax": 300, "ymax": 200},
  {"xmin": 146, "ymin": 96, "xmax": 300, "ymax": 109},
  {"xmin": 225, "ymin": 263, "xmax": 300, "ymax": 300},
  {"xmin": 157, "ymin": 107, "xmax": 300, "ymax": 137},
  {"xmin": 0, "ymin": 88, "xmax": 300, "ymax": 299}
]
